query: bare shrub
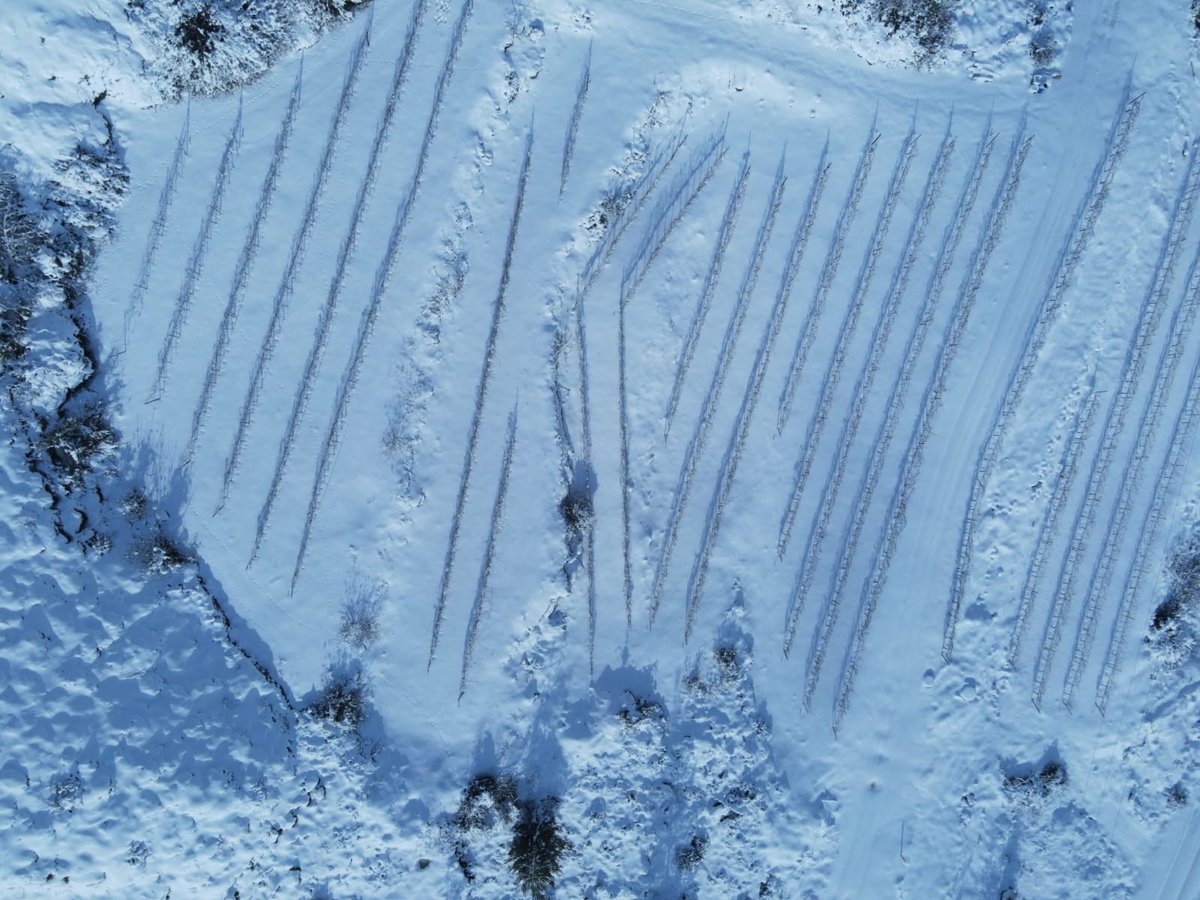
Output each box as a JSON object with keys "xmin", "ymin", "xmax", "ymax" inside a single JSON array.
[{"xmin": 338, "ymin": 581, "xmax": 384, "ymax": 651}]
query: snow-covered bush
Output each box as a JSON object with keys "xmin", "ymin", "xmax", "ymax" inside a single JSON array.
[
  {"xmin": 130, "ymin": 0, "xmax": 355, "ymax": 98},
  {"xmin": 41, "ymin": 403, "xmax": 116, "ymax": 485},
  {"xmin": 1151, "ymin": 524, "xmax": 1200, "ymax": 638},
  {"xmin": 307, "ymin": 657, "xmax": 369, "ymax": 730},
  {"xmin": 0, "ymin": 173, "xmax": 39, "ymax": 283},
  {"xmin": 337, "ymin": 581, "xmax": 384, "ymax": 650},
  {"xmin": 48, "ymin": 771, "xmax": 84, "ymax": 811},
  {"xmin": 131, "ymin": 526, "xmax": 190, "ymax": 575},
  {"xmin": 839, "ymin": 0, "xmax": 955, "ymax": 63},
  {"xmin": 1002, "ymin": 758, "xmax": 1068, "ymax": 799}
]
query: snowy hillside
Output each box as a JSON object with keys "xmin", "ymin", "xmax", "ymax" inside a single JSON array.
[{"xmin": 5, "ymin": 0, "xmax": 1200, "ymax": 896}]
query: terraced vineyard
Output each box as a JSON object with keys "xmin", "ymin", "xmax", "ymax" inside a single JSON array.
[{"xmin": 83, "ymin": 0, "xmax": 1200, "ymax": 893}]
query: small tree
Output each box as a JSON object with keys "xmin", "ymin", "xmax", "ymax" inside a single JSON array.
[{"xmin": 509, "ymin": 797, "xmax": 570, "ymax": 898}]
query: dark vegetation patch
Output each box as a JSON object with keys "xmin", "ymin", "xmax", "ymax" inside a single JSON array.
[
  {"xmin": 175, "ymin": 4, "xmax": 224, "ymax": 58},
  {"xmin": 1151, "ymin": 525, "xmax": 1200, "ymax": 642},
  {"xmin": 674, "ymin": 833, "xmax": 708, "ymax": 871},
  {"xmin": 449, "ymin": 774, "xmax": 570, "ymax": 896},
  {"xmin": 41, "ymin": 404, "xmax": 116, "ymax": 486},
  {"xmin": 131, "ymin": 526, "xmax": 190, "ymax": 574},
  {"xmin": 456, "ymin": 774, "xmax": 520, "ymax": 832},
  {"xmin": 509, "ymin": 796, "xmax": 570, "ymax": 898},
  {"xmin": 839, "ymin": 0, "xmax": 955, "ymax": 63},
  {"xmin": 129, "ymin": 0, "xmax": 361, "ymax": 98},
  {"xmin": 307, "ymin": 659, "xmax": 369, "ymax": 730}
]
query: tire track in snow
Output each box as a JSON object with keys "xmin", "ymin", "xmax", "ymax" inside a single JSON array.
[
  {"xmin": 218, "ymin": 25, "xmax": 370, "ymax": 510},
  {"xmin": 776, "ymin": 119, "xmax": 878, "ymax": 433},
  {"xmin": 428, "ymin": 124, "xmax": 533, "ymax": 667},
  {"xmin": 944, "ymin": 78, "xmax": 1141, "ymax": 661},
  {"xmin": 776, "ymin": 123, "xmax": 917, "ymax": 558},
  {"xmin": 830, "ymin": 121, "xmax": 1031, "ymax": 726},
  {"xmin": 647, "ymin": 149, "xmax": 788, "ymax": 628},
  {"xmin": 184, "ymin": 66, "xmax": 303, "ymax": 464},
  {"xmin": 255, "ymin": 0, "xmax": 433, "ymax": 564},
  {"xmin": 1032, "ymin": 142, "xmax": 1200, "ymax": 709},
  {"xmin": 782, "ymin": 122, "xmax": 953, "ymax": 654},
  {"xmin": 152, "ymin": 100, "xmax": 243, "ymax": 396},
  {"xmin": 664, "ymin": 150, "xmax": 752, "ymax": 433},
  {"xmin": 458, "ymin": 406, "xmax": 518, "ymax": 699},
  {"xmin": 782, "ymin": 118, "xmax": 994, "ymax": 662}
]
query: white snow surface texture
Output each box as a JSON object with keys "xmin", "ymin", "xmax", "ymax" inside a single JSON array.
[{"xmin": 5, "ymin": 0, "xmax": 1200, "ymax": 896}]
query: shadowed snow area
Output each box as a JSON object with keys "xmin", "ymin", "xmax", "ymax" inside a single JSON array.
[{"xmin": 6, "ymin": 0, "xmax": 1200, "ymax": 894}]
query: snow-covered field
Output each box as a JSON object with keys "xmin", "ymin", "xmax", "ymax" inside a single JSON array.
[{"xmin": 5, "ymin": 0, "xmax": 1200, "ymax": 895}]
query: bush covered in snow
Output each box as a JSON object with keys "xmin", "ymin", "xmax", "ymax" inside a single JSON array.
[
  {"xmin": 128, "ymin": 0, "xmax": 362, "ymax": 98},
  {"xmin": 838, "ymin": 0, "xmax": 955, "ymax": 63}
]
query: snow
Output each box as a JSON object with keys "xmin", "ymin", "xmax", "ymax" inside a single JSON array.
[{"xmin": 5, "ymin": 0, "xmax": 1200, "ymax": 895}]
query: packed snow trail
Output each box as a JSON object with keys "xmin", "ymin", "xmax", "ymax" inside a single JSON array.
[
  {"xmin": 185, "ymin": 66, "xmax": 303, "ymax": 464},
  {"xmin": 781, "ymin": 118, "xmax": 996, "ymax": 660},
  {"xmin": 218, "ymin": 24, "xmax": 370, "ymax": 510},
  {"xmin": 776, "ymin": 123, "xmax": 916, "ymax": 557},
  {"xmin": 944, "ymin": 78, "xmax": 1142, "ymax": 661},
  {"xmin": 776, "ymin": 118, "xmax": 878, "ymax": 435},
  {"xmin": 785, "ymin": 122, "xmax": 953, "ymax": 650},
  {"xmin": 648, "ymin": 149, "xmax": 788, "ymax": 626},
  {"xmin": 458, "ymin": 407, "xmax": 518, "ymax": 700},
  {"xmin": 831, "ymin": 123, "xmax": 1031, "ymax": 726},
  {"xmin": 152, "ymin": 100, "xmax": 242, "ymax": 396},
  {"xmin": 664, "ymin": 150, "xmax": 752, "ymax": 433},
  {"xmin": 428, "ymin": 122, "xmax": 532, "ymax": 667},
  {"xmin": 254, "ymin": 0, "xmax": 434, "ymax": 564},
  {"xmin": 1032, "ymin": 141, "xmax": 1200, "ymax": 709}
]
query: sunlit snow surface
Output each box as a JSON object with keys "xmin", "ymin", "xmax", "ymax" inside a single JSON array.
[{"xmin": 7, "ymin": 0, "xmax": 1200, "ymax": 894}]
